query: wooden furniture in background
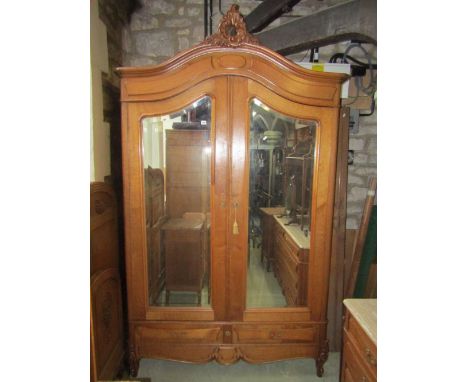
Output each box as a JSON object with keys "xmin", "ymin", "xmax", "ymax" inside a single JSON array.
[
  {"xmin": 259, "ymin": 207, "xmax": 284, "ymax": 271},
  {"xmin": 161, "ymin": 216, "xmax": 206, "ymax": 305},
  {"xmin": 117, "ymin": 5, "xmax": 347, "ymax": 377},
  {"xmin": 272, "ymin": 216, "xmax": 309, "ymax": 306},
  {"xmin": 166, "ymin": 129, "xmax": 210, "ymax": 218},
  {"xmin": 163, "ymin": 129, "xmax": 210, "ymax": 303},
  {"xmin": 90, "ymin": 182, "xmax": 125, "ymax": 382},
  {"xmin": 145, "ymin": 167, "xmax": 166, "ymax": 304},
  {"xmin": 341, "ymin": 299, "xmax": 377, "ymax": 382}
]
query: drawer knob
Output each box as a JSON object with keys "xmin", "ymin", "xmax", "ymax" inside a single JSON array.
[
  {"xmin": 360, "ymin": 377, "xmax": 368, "ymax": 382},
  {"xmin": 365, "ymin": 348, "xmax": 377, "ymax": 366},
  {"xmin": 225, "ymin": 330, "xmax": 232, "ymax": 337}
]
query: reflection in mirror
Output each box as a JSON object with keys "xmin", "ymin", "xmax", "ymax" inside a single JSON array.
[
  {"xmin": 142, "ymin": 96, "xmax": 212, "ymax": 307},
  {"xmin": 247, "ymin": 98, "xmax": 317, "ymax": 308}
]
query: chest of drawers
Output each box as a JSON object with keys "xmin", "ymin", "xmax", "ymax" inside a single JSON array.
[
  {"xmin": 341, "ymin": 299, "xmax": 377, "ymax": 382},
  {"xmin": 272, "ymin": 218, "xmax": 309, "ymax": 306}
]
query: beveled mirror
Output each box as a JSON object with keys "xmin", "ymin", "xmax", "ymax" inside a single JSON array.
[
  {"xmin": 141, "ymin": 96, "xmax": 212, "ymax": 307},
  {"xmin": 246, "ymin": 98, "xmax": 317, "ymax": 308}
]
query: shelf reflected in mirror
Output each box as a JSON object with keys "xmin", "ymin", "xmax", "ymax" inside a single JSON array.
[{"xmin": 141, "ymin": 96, "xmax": 212, "ymax": 307}]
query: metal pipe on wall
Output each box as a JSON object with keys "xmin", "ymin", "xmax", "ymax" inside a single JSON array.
[
  {"xmin": 204, "ymin": 0, "xmax": 214, "ymax": 38},
  {"xmin": 204, "ymin": 0, "xmax": 208, "ymax": 38}
]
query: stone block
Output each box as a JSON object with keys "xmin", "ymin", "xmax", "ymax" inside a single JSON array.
[
  {"xmin": 177, "ymin": 29, "xmax": 190, "ymax": 35},
  {"xmin": 129, "ymin": 56, "xmax": 158, "ymax": 67},
  {"xmin": 187, "ymin": 7, "xmax": 201, "ymax": 17},
  {"xmin": 147, "ymin": 0, "xmax": 176, "ymax": 15},
  {"xmin": 122, "ymin": 27, "xmax": 132, "ymax": 53},
  {"xmin": 360, "ymin": 112, "xmax": 377, "ymax": 126},
  {"xmin": 367, "ymin": 138, "xmax": 377, "ymax": 154},
  {"xmin": 193, "ymin": 25, "xmax": 205, "ymax": 43},
  {"xmin": 346, "ymin": 217, "xmax": 359, "ymax": 230},
  {"xmin": 354, "ymin": 167, "xmax": 377, "ymax": 177},
  {"xmin": 346, "ymin": 202, "xmax": 363, "ymax": 216},
  {"xmin": 348, "ymin": 174, "xmax": 365, "ymax": 186},
  {"xmin": 349, "ymin": 137, "xmax": 365, "ymax": 151},
  {"xmin": 347, "ymin": 186, "xmax": 368, "ymax": 204},
  {"xmin": 186, "ymin": 0, "xmax": 204, "ymax": 4},
  {"xmin": 178, "ymin": 7, "xmax": 184, "ymax": 16},
  {"xmin": 353, "ymin": 153, "xmax": 368, "ymax": 165},
  {"xmin": 165, "ymin": 18, "xmax": 192, "ymax": 28},
  {"xmin": 135, "ymin": 31, "xmax": 174, "ymax": 58},
  {"xmin": 357, "ymin": 123, "xmax": 377, "ymax": 136},
  {"xmin": 130, "ymin": 12, "xmax": 159, "ymax": 31},
  {"xmin": 178, "ymin": 37, "xmax": 190, "ymax": 51}
]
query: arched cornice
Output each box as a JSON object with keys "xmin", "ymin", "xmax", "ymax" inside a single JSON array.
[{"xmin": 116, "ymin": 5, "xmax": 347, "ymax": 107}]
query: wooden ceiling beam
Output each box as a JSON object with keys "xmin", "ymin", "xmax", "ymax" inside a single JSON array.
[
  {"xmin": 245, "ymin": 0, "xmax": 303, "ymax": 33},
  {"xmin": 255, "ymin": 0, "xmax": 376, "ymax": 55}
]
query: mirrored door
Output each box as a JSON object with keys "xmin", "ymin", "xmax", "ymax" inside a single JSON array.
[
  {"xmin": 246, "ymin": 98, "xmax": 317, "ymax": 308},
  {"xmin": 141, "ymin": 96, "xmax": 212, "ymax": 307}
]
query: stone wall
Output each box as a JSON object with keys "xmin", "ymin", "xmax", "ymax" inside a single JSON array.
[
  {"xmin": 122, "ymin": 0, "xmax": 376, "ymax": 228},
  {"xmin": 346, "ymin": 110, "xmax": 377, "ymax": 228}
]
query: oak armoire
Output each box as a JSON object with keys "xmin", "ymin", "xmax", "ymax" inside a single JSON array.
[{"xmin": 117, "ymin": 5, "xmax": 347, "ymax": 377}]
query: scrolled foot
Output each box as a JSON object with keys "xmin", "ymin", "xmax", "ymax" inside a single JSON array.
[
  {"xmin": 315, "ymin": 339, "xmax": 329, "ymax": 377},
  {"xmin": 129, "ymin": 349, "xmax": 140, "ymax": 377}
]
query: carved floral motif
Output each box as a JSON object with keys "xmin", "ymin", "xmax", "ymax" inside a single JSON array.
[
  {"xmin": 202, "ymin": 4, "xmax": 259, "ymax": 48},
  {"xmin": 101, "ymin": 291, "xmax": 113, "ymax": 344}
]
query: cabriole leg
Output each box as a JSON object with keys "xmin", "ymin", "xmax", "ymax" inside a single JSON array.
[{"xmin": 315, "ymin": 339, "xmax": 329, "ymax": 377}]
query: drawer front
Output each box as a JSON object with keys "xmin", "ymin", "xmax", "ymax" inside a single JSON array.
[
  {"xmin": 342, "ymin": 337, "xmax": 376, "ymax": 382},
  {"xmin": 233, "ymin": 324, "xmax": 317, "ymax": 344},
  {"xmin": 345, "ymin": 313, "xmax": 377, "ymax": 376},
  {"xmin": 276, "ymin": 246, "xmax": 298, "ymax": 285},
  {"xmin": 275, "ymin": 226, "xmax": 300, "ymax": 260},
  {"xmin": 135, "ymin": 323, "xmax": 222, "ymax": 344}
]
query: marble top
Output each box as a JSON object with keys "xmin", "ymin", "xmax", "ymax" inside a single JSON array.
[
  {"xmin": 343, "ymin": 299, "xmax": 377, "ymax": 345},
  {"xmin": 161, "ymin": 217, "xmax": 204, "ymax": 230},
  {"xmin": 259, "ymin": 207, "xmax": 286, "ymax": 216},
  {"xmin": 273, "ymin": 215, "xmax": 310, "ymax": 249}
]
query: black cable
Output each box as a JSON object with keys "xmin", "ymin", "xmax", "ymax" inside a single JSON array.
[
  {"xmin": 359, "ymin": 96, "xmax": 376, "ymax": 117},
  {"xmin": 218, "ymin": 0, "xmax": 224, "ymax": 16},
  {"xmin": 204, "ymin": 0, "xmax": 208, "ymax": 38},
  {"xmin": 329, "ymin": 53, "xmax": 377, "ymax": 69}
]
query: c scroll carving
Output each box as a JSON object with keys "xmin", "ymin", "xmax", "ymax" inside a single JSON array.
[{"xmin": 212, "ymin": 346, "xmax": 244, "ymax": 365}]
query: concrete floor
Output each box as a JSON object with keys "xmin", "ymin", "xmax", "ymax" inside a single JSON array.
[{"xmin": 137, "ymin": 352, "xmax": 341, "ymax": 382}]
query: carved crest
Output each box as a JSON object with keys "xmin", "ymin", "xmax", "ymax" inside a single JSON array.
[{"xmin": 203, "ymin": 4, "xmax": 259, "ymax": 48}]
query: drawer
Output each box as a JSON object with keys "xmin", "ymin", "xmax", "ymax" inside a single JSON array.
[
  {"xmin": 135, "ymin": 323, "xmax": 223, "ymax": 344},
  {"xmin": 275, "ymin": 227, "xmax": 300, "ymax": 258},
  {"xmin": 276, "ymin": 247, "xmax": 298, "ymax": 285},
  {"xmin": 341, "ymin": 337, "xmax": 375, "ymax": 382},
  {"xmin": 233, "ymin": 324, "xmax": 317, "ymax": 344},
  {"xmin": 344, "ymin": 313, "xmax": 377, "ymax": 376}
]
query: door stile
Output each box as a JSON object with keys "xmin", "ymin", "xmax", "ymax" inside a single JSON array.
[
  {"xmin": 308, "ymin": 107, "xmax": 340, "ymax": 323},
  {"xmin": 211, "ymin": 76, "xmax": 230, "ymax": 321},
  {"xmin": 226, "ymin": 76, "xmax": 250, "ymax": 321}
]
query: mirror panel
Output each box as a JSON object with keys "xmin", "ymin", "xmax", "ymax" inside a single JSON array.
[
  {"xmin": 247, "ymin": 98, "xmax": 317, "ymax": 308},
  {"xmin": 142, "ymin": 96, "xmax": 212, "ymax": 307}
]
